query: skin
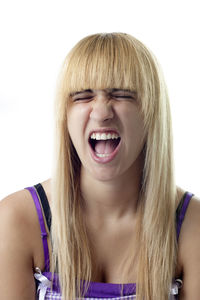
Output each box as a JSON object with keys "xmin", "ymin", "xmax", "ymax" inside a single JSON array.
[
  {"xmin": 0, "ymin": 89, "xmax": 200, "ymax": 299},
  {"xmin": 67, "ymin": 89, "xmax": 145, "ymax": 219},
  {"xmin": 68, "ymin": 88, "xmax": 145, "ymax": 282}
]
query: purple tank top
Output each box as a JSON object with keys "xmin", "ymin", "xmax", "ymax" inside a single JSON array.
[{"xmin": 26, "ymin": 185, "xmax": 193, "ymax": 299}]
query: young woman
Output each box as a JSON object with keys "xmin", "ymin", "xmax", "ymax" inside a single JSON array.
[{"xmin": 1, "ymin": 33, "xmax": 200, "ymax": 300}]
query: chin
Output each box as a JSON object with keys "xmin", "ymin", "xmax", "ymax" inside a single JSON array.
[
  {"xmin": 89, "ymin": 167, "xmax": 121, "ymax": 182},
  {"xmin": 93, "ymin": 174, "xmax": 115, "ymax": 182}
]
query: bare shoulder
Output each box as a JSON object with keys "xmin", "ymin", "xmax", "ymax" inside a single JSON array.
[
  {"xmin": 0, "ymin": 177, "xmax": 52, "ymax": 223},
  {"xmin": 177, "ymin": 192, "xmax": 200, "ymax": 299},
  {"xmin": 0, "ymin": 188, "xmax": 38, "ymax": 299},
  {"xmin": 0, "ymin": 188, "xmax": 35, "ymax": 226},
  {"xmin": 0, "ymin": 179, "xmax": 52, "ymax": 257},
  {"xmin": 0, "ymin": 187, "xmax": 43, "ymax": 239},
  {"xmin": 0, "ymin": 179, "xmax": 51, "ymax": 299},
  {"xmin": 1, "ymin": 190, "xmax": 31, "ymax": 238},
  {"xmin": 0, "ymin": 186, "xmax": 45, "ymax": 261}
]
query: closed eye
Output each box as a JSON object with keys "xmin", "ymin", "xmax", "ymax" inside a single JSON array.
[
  {"xmin": 111, "ymin": 94, "xmax": 136, "ymax": 100},
  {"xmin": 71, "ymin": 89, "xmax": 94, "ymax": 102},
  {"xmin": 73, "ymin": 96, "xmax": 94, "ymax": 101},
  {"xmin": 70, "ymin": 89, "xmax": 137, "ymax": 102},
  {"xmin": 113, "ymin": 95, "xmax": 134, "ymax": 98}
]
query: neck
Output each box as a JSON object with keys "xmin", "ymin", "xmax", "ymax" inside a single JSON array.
[{"xmin": 80, "ymin": 154, "xmax": 143, "ymax": 223}]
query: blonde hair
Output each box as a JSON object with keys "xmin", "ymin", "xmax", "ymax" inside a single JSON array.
[{"xmin": 51, "ymin": 33, "xmax": 177, "ymax": 300}]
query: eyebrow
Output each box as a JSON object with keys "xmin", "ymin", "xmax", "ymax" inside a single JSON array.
[
  {"xmin": 70, "ymin": 88, "xmax": 136, "ymax": 96},
  {"xmin": 108, "ymin": 88, "xmax": 136, "ymax": 94},
  {"xmin": 70, "ymin": 89, "xmax": 93, "ymax": 96}
]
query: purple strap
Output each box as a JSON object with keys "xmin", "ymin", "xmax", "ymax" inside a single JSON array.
[
  {"xmin": 25, "ymin": 186, "xmax": 50, "ymax": 272},
  {"xmin": 177, "ymin": 192, "xmax": 193, "ymax": 240}
]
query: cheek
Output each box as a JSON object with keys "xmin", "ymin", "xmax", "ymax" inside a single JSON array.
[
  {"xmin": 67, "ymin": 105, "xmax": 90, "ymax": 148},
  {"xmin": 67, "ymin": 112, "xmax": 78, "ymax": 149},
  {"xmin": 123, "ymin": 109, "xmax": 145, "ymax": 147},
  {"xmin": 120, "ymin": 105, "xmax": 144, "ymax": 131},
  {"xmin": 67, "ymin": 111, "xmax": 75, "ymax": 139},
  {"xmin": 67, "ymin": 104, "xmax": 90, "ymax": 128}
]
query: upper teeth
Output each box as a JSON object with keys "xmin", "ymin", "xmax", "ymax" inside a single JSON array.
[{"xmin": 90, "ymin": 132, "xmax": 119, "ymax": 140}]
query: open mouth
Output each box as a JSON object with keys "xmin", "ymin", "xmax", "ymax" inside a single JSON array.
[{"xmin": 89, "ymin": 132, "xmax": 121, "ymax": 158}]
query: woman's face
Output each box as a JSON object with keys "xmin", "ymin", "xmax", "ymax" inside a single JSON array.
[{"xmin": 67, "ymin": 88, "xmax": 145, "ymax": 181}]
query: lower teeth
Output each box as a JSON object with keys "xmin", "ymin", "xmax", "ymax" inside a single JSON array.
[{"xmin": 96, "ymin": 153, "xmax": 110, "ymax": 157}]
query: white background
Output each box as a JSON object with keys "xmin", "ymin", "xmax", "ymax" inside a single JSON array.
[{"xmin": 0, "ymin": 0, "xmax": 199, "ymax": 199}]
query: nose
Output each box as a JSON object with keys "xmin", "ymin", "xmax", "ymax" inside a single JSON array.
[{"xmin": 89, "ymin": 95, "xmax": 114, "ymax": 123}]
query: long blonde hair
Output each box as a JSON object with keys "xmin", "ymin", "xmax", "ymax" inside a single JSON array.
[{"xmin": 51, "ymin": 33, "xmax": 177, "ymax": 300}]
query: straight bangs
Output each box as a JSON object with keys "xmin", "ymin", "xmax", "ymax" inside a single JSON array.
[{"xmin": 59, "ymin": 33, "xmax": 161, "ymax": 131}]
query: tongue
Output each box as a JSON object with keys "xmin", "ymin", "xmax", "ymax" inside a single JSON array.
[{"xmin": 95, "ymin": 140, "xmax": 117, "ymax": 154}]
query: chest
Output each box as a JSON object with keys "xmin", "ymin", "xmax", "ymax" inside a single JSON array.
[
  {"xmin": 87, "ymin": 223, "xmax": 139, "ymax": 283},
  {"xmin": 86, "ymin": 225, "xmax": 183, "ymax": 284}
]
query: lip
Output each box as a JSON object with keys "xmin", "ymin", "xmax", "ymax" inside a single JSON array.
[{"xmin": 88, "ymin": 128, "xmax": 121, "ymax": 164}]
